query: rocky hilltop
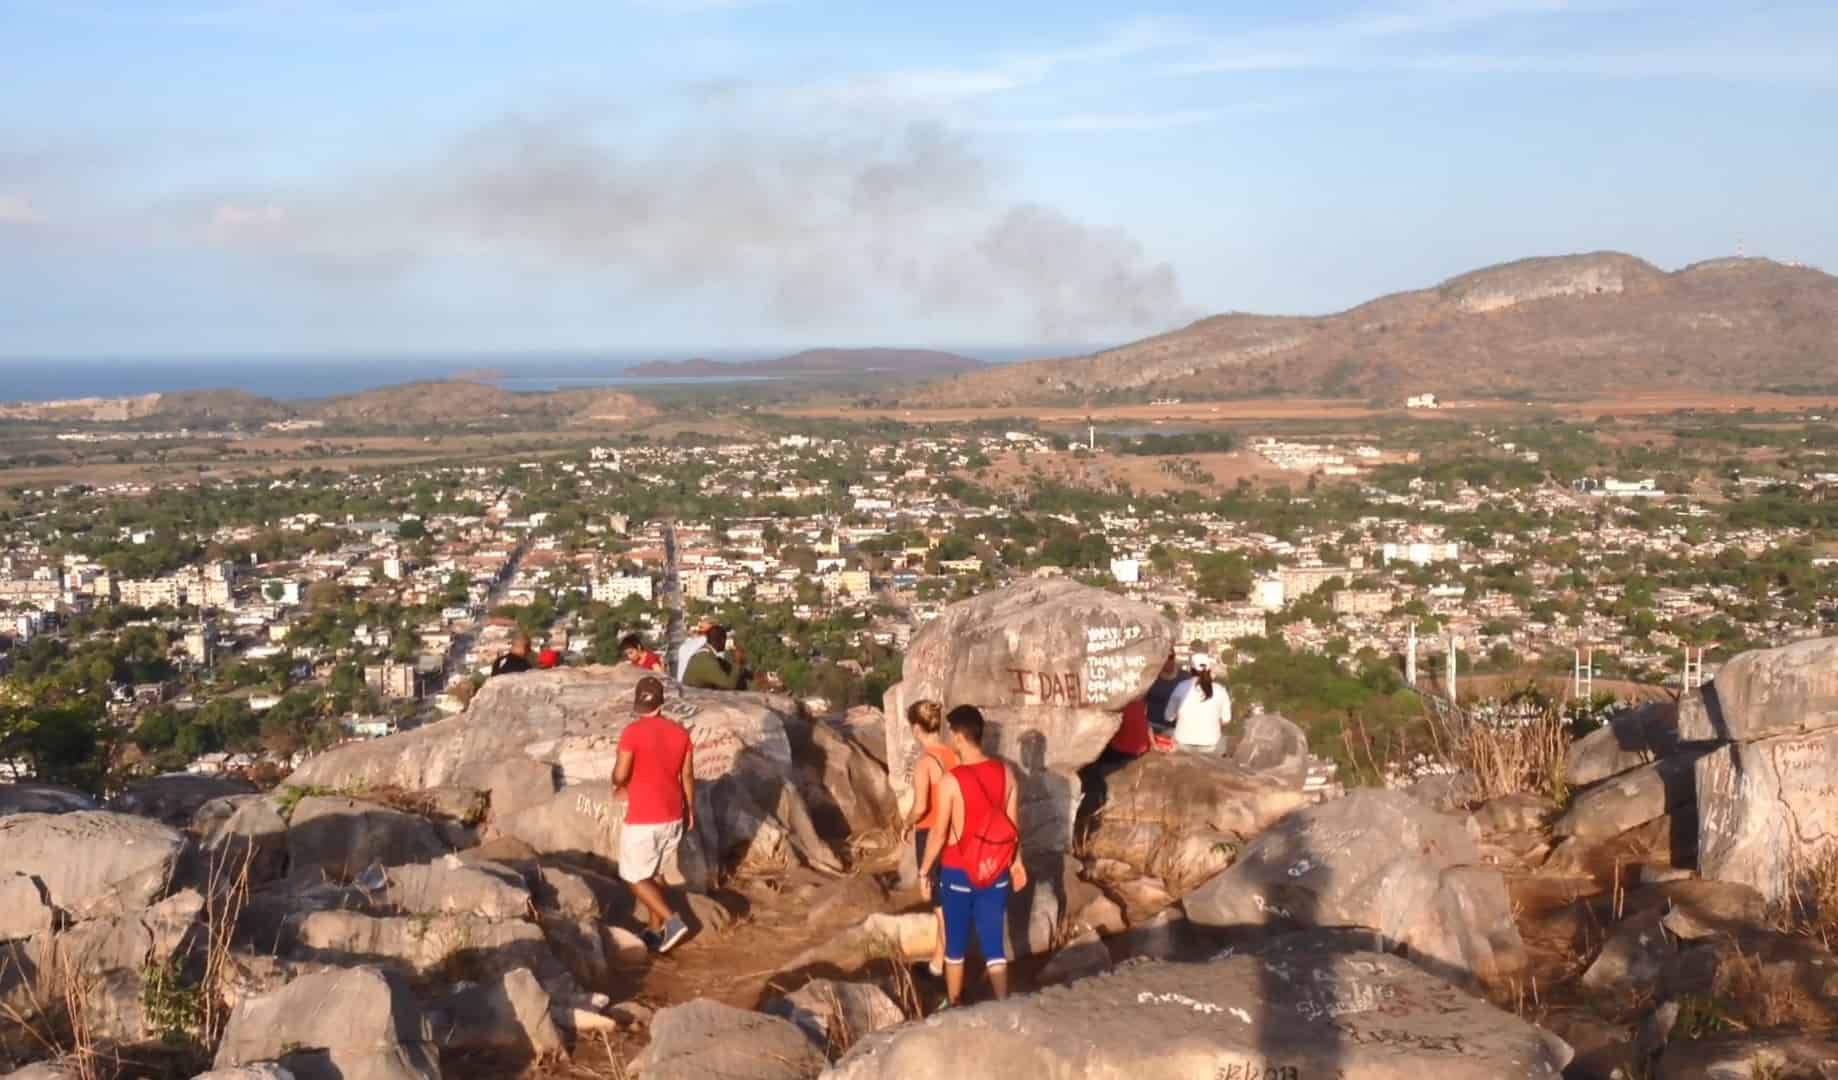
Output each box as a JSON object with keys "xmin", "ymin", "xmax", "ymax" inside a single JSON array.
[
  {"xmin": 907, "ymin": 253, "xmax": 1838, "ymax": 405},
  {"xmin": 4, "ymin": 583, "xmax": 1838, "ymax": 1079}
]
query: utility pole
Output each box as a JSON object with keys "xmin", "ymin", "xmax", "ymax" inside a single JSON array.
[
  {"xmin": 1573, "ymin": 644, "xmax": 1594, "ymax": 701},
  {"xmin": 1405, "ymin": 624, "xmax": 1418, "ymax": 687},
  {"xmin": 1447, "ymin": 634, "xmax": 1459, "ymax": 704}
]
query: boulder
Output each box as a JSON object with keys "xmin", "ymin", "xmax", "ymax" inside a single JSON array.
[
  {"xmin": 1036, "ymin": 926, "xmax": 1112, "ymax": 984},
  {"xmin": 1079, "ymin": 752, "xmax": 1303, "ymax": 891},
  {"xmin": 375, "ymin": 856, "xmax": 531, "ymax": 920},
  {"xmin": 0, "ymin": 873, "xmax": 55, "ymax": 941},
  {"xmin": 1554, "ymin": 753, "xmax": 1705, "ymax": 842},
  {"xmin": 286, "ymin": 910, "xmax": 552, "ymax": 984},
  {"xmin": 1678, "ymin": 637, "xmax": 1838, "ymax": 743},
  {"xmin": 213, "ymin": 966, "xmax": 439, "ymax": 1080},
  {"xmin": 1183, "ymin": 789, "xmax": 1526, "ymax": 988},
  {"xmin": 1580, "ymin": 909, "xmax": 1674, "ymax": 998},
  {"xmin": 0, "ymin": 811, "xmax": 185, "ymax": 920},
  {"xmin": 884, "ymin": 580, "xmax": 1174, "ymax": 855},
  {"xmin": 533, "ymin": 865, "xmax": 608, "ymax": 921},
  {"xmin": 764, "ymin": 979, "xmax": 905, "ymax": 1053},
  {"xmin": 1401, "ymin": 771, "xmax": 1481, "ymax": 813},
  {"xmin": 3, "ymin": 1064, "xmax": 77, "ymax": 1079},
  {"xmin": 829, "ymin": 935, "xmax": 1572, "ymax": 1078},
  {"xmin": 112, "ymin": 774, "xmax": 256, "ymax": 827},
  {"xmin": 1697, "ymin": 726, "xmax": 1838, "ymax": 902},
  {"xmin": 1657, "ymin": 1034, "xmax": 1838, "ymax": 1079},
  {"xmin": 190, "ymin": 1067, "xmax": 297, "ymax": 1080},
  {"xmin": 1566, "ymin": 701, "xmax": 1682, "ymax": 789},
  {"xmin": 289, "ymin": 666, "xmax": 837, "ymax": 882},
  {"xmin": 428, "ymin": 966, "xmax": 564, "ymax": 1061},
  {"xmin": 793, "ymin": 719, "xmax": 897, "ymax": 839},
  {"xmin": 0, "ymin": 783, "xmax": 96, "ymax": 817},
  {"xmin": 1231, "ymin": 711, "xmax": 1312, "ymax": 782},
  {"xmin": 778, "ymin": 912, "xmax": 937, "ymax": 978},
  {"xmin": 831, "ymin": 706, "xmax": 890, "ymax": 768},
  {"xmin": 635, "ymin": 1000, "xmax": 827, "ymax": 1080},
  {"xmin": 189, "ymin": 795, "xmax": 289, "ymax": 888},
  {"xmin": 287, "ymin": 796, "xmax": 447, "ymax": 881},
  {"xmin": 1472, "ymin": 793, "xmax": 1556, "ymax": 835},
  {"xmin": 1619, "ymin": 880, "xmax": 1767, "ymax": 942}
]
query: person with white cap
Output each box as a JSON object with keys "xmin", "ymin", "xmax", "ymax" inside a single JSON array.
[{"xmin": 1172, "ymin": 652, "xmax": 1232, "ymax": 753}]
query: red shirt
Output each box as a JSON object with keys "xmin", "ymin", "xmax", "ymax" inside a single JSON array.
[
  {"xmin": 616, "ymin": 713, "xmax": 692, "ymax": 825},
  {"xmin": 1108, "ymin": 699, "xmax": 1150, "ymax": 756},
  {"xmin": 633, "ymin": 650, "xmax": 663, "ymax": 672},
  {"xmin": 942, "ymin": 759, "xmax": 1009, "ymax": 873}
]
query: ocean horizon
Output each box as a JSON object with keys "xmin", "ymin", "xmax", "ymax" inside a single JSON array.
[{"xmin": 0, "ymin": 345, "xmax": 1070, "ymax": 404}]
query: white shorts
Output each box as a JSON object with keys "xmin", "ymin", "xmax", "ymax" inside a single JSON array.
[{"xmin": 618, "ymin": 820, "xmax": 684, "ymax": 884}]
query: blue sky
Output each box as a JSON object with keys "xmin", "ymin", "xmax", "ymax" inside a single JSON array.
[{"xmin": 1, "ymin": 0, "xmax": 1834, "ymax": 357}]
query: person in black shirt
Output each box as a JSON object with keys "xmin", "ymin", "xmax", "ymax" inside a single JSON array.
[
  {"xmin": 491, "ymin": 632, "xmax": 534, "ymax": 677},
  {"xmin": 1144, "ymin": 650, "xmax": 1183, "ymax": 734}
]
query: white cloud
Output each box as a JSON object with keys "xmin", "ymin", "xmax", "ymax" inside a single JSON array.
[
  {"xmin": 1055, "ymin": 110, "xmax": 1218, "ymax": 133},
  {"xmin": 0, "ymin": 193, "xmax": 41, "ymax": 225},
  {"xmin": 210, "ymin": 203, "xmax": 288, "ymax": 234}
]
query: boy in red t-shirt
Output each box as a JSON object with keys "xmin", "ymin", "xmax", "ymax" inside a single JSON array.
[
  {"xmin": 620, "ymin": 633, "xmax": 663, "ymax": 672},
  {"xmin": 613, "ymin": 677, "xmax": 696, "ymax": 953}
]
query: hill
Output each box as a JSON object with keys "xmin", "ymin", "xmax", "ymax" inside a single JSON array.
[
  {"xmin": 906, "ymin": 254, "xmax": 1838, "ymax": 406},
  {"xmin": 304, "ymin": 380, "xmax": 657, "ymax": 428},
  {"xmin": 628, "ymin": 347, "xmax": 984, "ymax": 379}
]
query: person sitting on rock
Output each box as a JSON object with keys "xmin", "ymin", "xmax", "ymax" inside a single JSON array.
[
  {"xmin": 1172, "ymin": 653, "xmax": 1232, "ymax": 753},
  {"xmin": 620, "ymin": 633, "xmax": 664, "ymax": 672},
  {"xmin": 901, "ymin": 699, "xmax": 958, "ymax": 978},
  {"xmin": 613, "ymin": 676, "xmax": 695, "ymax": 954},
  {"xmin": 1145, "ymin": 649, "xmax": 1187, "ymax": 735},
  {"xmin": 675, "ymin": 615, "xmax": 718, "ymax": 681},
  {"xmin": 490, "ymin": 632, "xmax": 534, "ymax": 677},
  {"xmin": 1076, "ymin": 695, "xmax": 1150, "ymax": 822},
  {"xmin": 919, "ymin": 705, "xmax": 1027, "ymax": 1007},
  {"xmin": 683, "ymin": 626, "xmax": 750, "ymax": 691}
]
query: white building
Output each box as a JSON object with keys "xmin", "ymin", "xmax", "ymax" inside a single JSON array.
[{"xmin": 591, "ymin": 575, "xmax": 655, "ymax": 605}]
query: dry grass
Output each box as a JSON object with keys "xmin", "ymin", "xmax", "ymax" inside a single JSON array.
[
  {"xmin": 200, "ymin": 843, "xmax": 257, "ymax": 1050},
  {"xmin": 1425, "ymin": 698, "xmax": 1570, "ymax": 806},
  {"xmin": 0, "ymin": 946, "xmax": 106, "ymax": 1080}
]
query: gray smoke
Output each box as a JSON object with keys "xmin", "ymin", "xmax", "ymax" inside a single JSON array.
[{"xmin": 211, "ymin": 109, "xmax": 1185, "ymax": 339}]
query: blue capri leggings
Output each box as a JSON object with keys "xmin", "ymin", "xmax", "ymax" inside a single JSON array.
[{"xmin": 939, "ymin": 866, "xmax": 1010, "ymax": 966}]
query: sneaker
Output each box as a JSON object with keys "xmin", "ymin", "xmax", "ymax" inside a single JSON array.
[
  {"xmin": 657, "ymin": 916, "xmax": 691, "ymax": 955},
  {"xmin": 639, "ymin": 927, "xmax": 664, "ymax": 952}
]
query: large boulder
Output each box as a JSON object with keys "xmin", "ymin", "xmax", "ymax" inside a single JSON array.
[
  {"xmin": 374, "ymin": 856, "xmax": 531, "ymax": 921},
  {"xmin": 829, "ymin": 935, "xmax": 1571, "ymax": 1078},
  {"xmin": 112, "ymin": 774, "xmax": 257, "ymax": 828},
  {"xmin": 285, "ymin": 910, "xmax": 552, "ymax": 983},
  {"xmin": 0, "ymin": 874, "xmax": 56, "ymax": 941},
  {"xmin": 1080, "ymin": 752, "xmax": 1307, "ymax": 892},
  {"xmin": 190, "ymin": 795, "xmax": 290, "ymax": 887},
  {"xmin": 1697, "ymin": 726, "xmax": 1838, "ymax": 902},
  {"xmin": 1678, "ymin": 637, "xmax": 1838, "ymax": 743},
  {"xmin": 0, "ymin": 811, "xmax": 185, "ymax": 920},
  {"xmin": 213, "ymin": 966, "xmax": 439, "ymax": 1080},
  {"xmin": 287, "ymin": 796, "xmax": 448, "ymax": 881},
  {"xmin": 885, "ymin": 580, "xmax": 1174, "ymax": 857},
  {"xmin": 764, "ymin": 979, "xmax": 905, "ymax": 1053},
  {"xmin": 1553, "ymin": 753, "xmax": 1706, "ymax": 842},
  {"xmin": 286, "ymin": 666, "xmax": 837, "ymax": 883},
  {"xmin": 427, "ymin": 967, "xmax": 564, "ymax": 1061},
  {"xmin": 633, "ymin": 1000, "xmax": 827, "ymax": 1080},
  {"xmin": 1183, "ymin": 789, "xmax": 1525, "ymax": 988},
  {"xmin": 1231, "ymin": 711, "xmax": 1312, "ymax": 781},
  {"xmin": 0, "ymin": 783, "xmax": 97, "ymax": 817},
  {"xmin": 1566, "ymin": 701, "xmax": 1682, "ymax": 789}
]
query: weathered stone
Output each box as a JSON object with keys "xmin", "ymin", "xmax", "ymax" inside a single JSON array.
[
  {"xmin": 0, "ymin": 874, "xmax": 55, "ymax": 941},
  {"xmin": 3, "ymin": 1063, "xmax": 77, "ymax": 1079},
  {"xmin": 829, "ymin": 936, "xmax": 1572, "ymax": 1079},
  {"xmin": 213, "ymin": 966, "xmax": 439, "ymax": 1080},
  {"xmin": 1658, "ymin": 930, "xmax": 1838, "ymax": 1018},
  {"xmin": 1580, "ymin": 909, "xmax": 1675, "ymax": 998},
  {"xmin": 287, "ymin": 666, "xmax": 838, "ymax": 881},
  {"xmin": 0, "ymin": 811, "xmax": 185, "ymax": 920},
  {"xmin": 1554, "ymin": 754, "xmax": 1704, "ymax": 842},
  {"xmin": 764, "ymin": 979, "xmax": 905, "ymax": 1053},
  {"xmin": 112, "ymin": 773, "xmax": 256, "ymax": 827},
  {"xmin": 287, "ymin": 910, "xmax": 552, "ymax": 983},
  {"xmin": 884, "ymin": 580, "xmax": 1174, "ymax": 856},
  {"xmin": 1566, "ymin": 701, "xmax": 1681, "ymax": 788},
  {"xmin": 1678, "ymin": 637, "xmax": 1838, "ymax": 743},
  {"xmin": 1075, "ymin": 892, "xmax": 1128, "ymax": 937},
  {"xmin": 803, "ymin": 874, "xmax": 891, "ymax": 931},
  {"xmin": 1697, "ymin": 726, "xmax": 1838, "ymax": 902},
  {"xmin": 190, "ymin": 1066, "xmax": 297, "ymax": 1080},
  {"xmin": 778, "ymin": 912, "xmax": 936, "ymax": 978},
  {"xmin": 537, "ymin": 912, "xmax": 610, "ymax": 986},
  {"xmin": 428, "ymin": 967, "xmax": 564, "ymax": 1061},
  {"xmin": 0, "ymin": 783, "xmax": 96, "ymax": 817},
  {"xmin": 793, "ymin": 718, "xmax": 897, "ymax": 839},
  {"xmin": 1657, "ymin": 1034, "xmax": 1838, "ymax": 1079},
  {"xmin": 1400, "ymin": 770, "xmax": 1481, "ymax": 813},
  {"xmin": 831, "ymin": 706, "xmax": 890, "ymax": 768},
  {"xmin": 533, "ymin": 865, "xmax": 602, "ymax": 920},
  {"xmin": 190, "ymin": 795, "xmax": 289, "ymax": 887},
  {"xmin": 376, "ymin": 856, "xmax": 531, "ymax": 920},
  {"xmin": 287, "ymin": 796, "xmax": 447, "ymax": 881},
  {"xmin": 636, "ymin": 1000, "xmax": 827, "ymax": 1080},
  {"xmin": 1080, "ymin": 752, "xmax": 1302, "ymax": 892},
  {"xmin": 1183, "ymin": 789, "xmax": 1526, "ymax": 987},
  {"xmin": 1621, "ymin": 880, "xmax": 1767, "ymax": 941},
  {"xmin": 1472, "ymin": 793, "xmax": 1556, "ymax": 835},
  {"xmin": 1036, "ymin": 926, "xmax": 1112, "ymax": 984},
  {"xmin": 1231, "ymin": 711, "xmax": 1312, "ymax": 781}
]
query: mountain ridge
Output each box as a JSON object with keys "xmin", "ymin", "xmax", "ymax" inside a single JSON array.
[{"xmin": 627, "ymin": 346, "xmax": 984, "ymax": 379}]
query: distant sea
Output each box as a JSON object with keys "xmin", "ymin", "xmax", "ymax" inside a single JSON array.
[{"xmin": 0, "ymin": 346, "xmax": 1070, "ymax": 403}]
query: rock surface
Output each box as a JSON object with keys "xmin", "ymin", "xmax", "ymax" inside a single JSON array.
[
  {"xmin": 1696, "ymin": 726, "xmax": 1838, "ymax": 902},
  {"xmin": 112, "ymin": 773, "xmax": 257, "ymax": 827},
  {"xmin": 0, "ymin": 873, "xmax": 56, "ymax": 941},
  {"xmin": 0, "ymin": 811, "xmax": 185, "ymax": 919},
  {"xmin": 288, "ymin": 796, "xmax": 448, "ymax": 881},
  {"xmin": 634, "ymin": 999, "xmax": 828, "ymax": 1080},
  {"xmin": 1580, "ymin": 909, "xmax": 1674, "ymax": 997},
  {"xmin": 1677, "ymin": 637, "xmax": 1838, "ymax": 743},
  {"xmin": 428, "ymin": 967, "xmax": 563, "ymax": 1060},
  {"xmin": 1565, "ymin": 701, "xmax": 1681, "ymax": 788},
  {"xmin": 829, "ymin": 936, "xmax": 1572, "ymax": 1078},
  {"xmin": 0, "ymin": 783, "xmax": 96, "ymax": 817},
  {"xmin": 213, "ymin": 966, "xmax": 439, "ymax": 1080},
  {"xmin": 1230, "ymin": 711, "xmax": 1313, "ymax": 783},
  {"xmin": 1081, "ymin": 752, "xmax": 1304, "ymax": 891},
  {"xmin": 1183, "ymin": 789, "xmax": 1525, "ymax": 987},
  {"xmin": 1553, "ymin": 754, "xmax": 1704, "ymax": 842},
  {"xmin": 1656, "ymin": 1033, "xmax": 1838, "ymax": 1079},
  {"xmin": 765, "ymin": 979, "xmax": 905, "ymax": 1052}
]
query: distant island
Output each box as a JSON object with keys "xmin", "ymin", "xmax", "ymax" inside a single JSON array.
[{"xmin": 627, "ymin": 347, "xmax": 986, "ymax": 379}]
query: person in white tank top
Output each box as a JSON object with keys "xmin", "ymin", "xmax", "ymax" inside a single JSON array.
[{"xmin": 1172, "ymin": 653, "xmax": 1232, "ymax": 753}]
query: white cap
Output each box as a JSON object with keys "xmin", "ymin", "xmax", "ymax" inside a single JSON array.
[{"xmin": 1190, "ymin": 653, "xmax": 1215, "ymax": 671}]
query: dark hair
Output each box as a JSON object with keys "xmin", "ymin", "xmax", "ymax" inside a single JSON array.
[
  {"xmin": 907, "ymin": 700, "xmax": 944, "ymax": 734},
  {"xmin": 634, "ymin": 676, "xmax": 666, "ymax": 712},
  {"xmin": 618, "ymin": 633, "xmax": 644, "ymax": 652},
  {"xmin": 945, "ymin": 705, "xmax": 985, "ymax": 745},
  {"xmin": 706, "ymin": 626, "xmax": 728, "ymax": 652},
  {"xmin": 1195, "ymin": 669, "xmax": 1214, "ymax": 701}
]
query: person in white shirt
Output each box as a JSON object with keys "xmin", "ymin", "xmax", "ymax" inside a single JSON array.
[
  {"xmin": 1172, "ymin": 653, "xmax": 1232, "ymax": 753},
  {"xmin": 675, "ymin": 616, "xmax": 716, "ymax": 682}
]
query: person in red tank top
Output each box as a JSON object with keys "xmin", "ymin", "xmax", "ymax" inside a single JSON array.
[{"xmin": 917, "ymin": 705, "xmax": 1027, "ymax": 1006}]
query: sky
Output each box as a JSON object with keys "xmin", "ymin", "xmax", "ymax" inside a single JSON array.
[{"xmin": 1, "ymin": 0, "xmax": 1834, "ymax": 357}]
